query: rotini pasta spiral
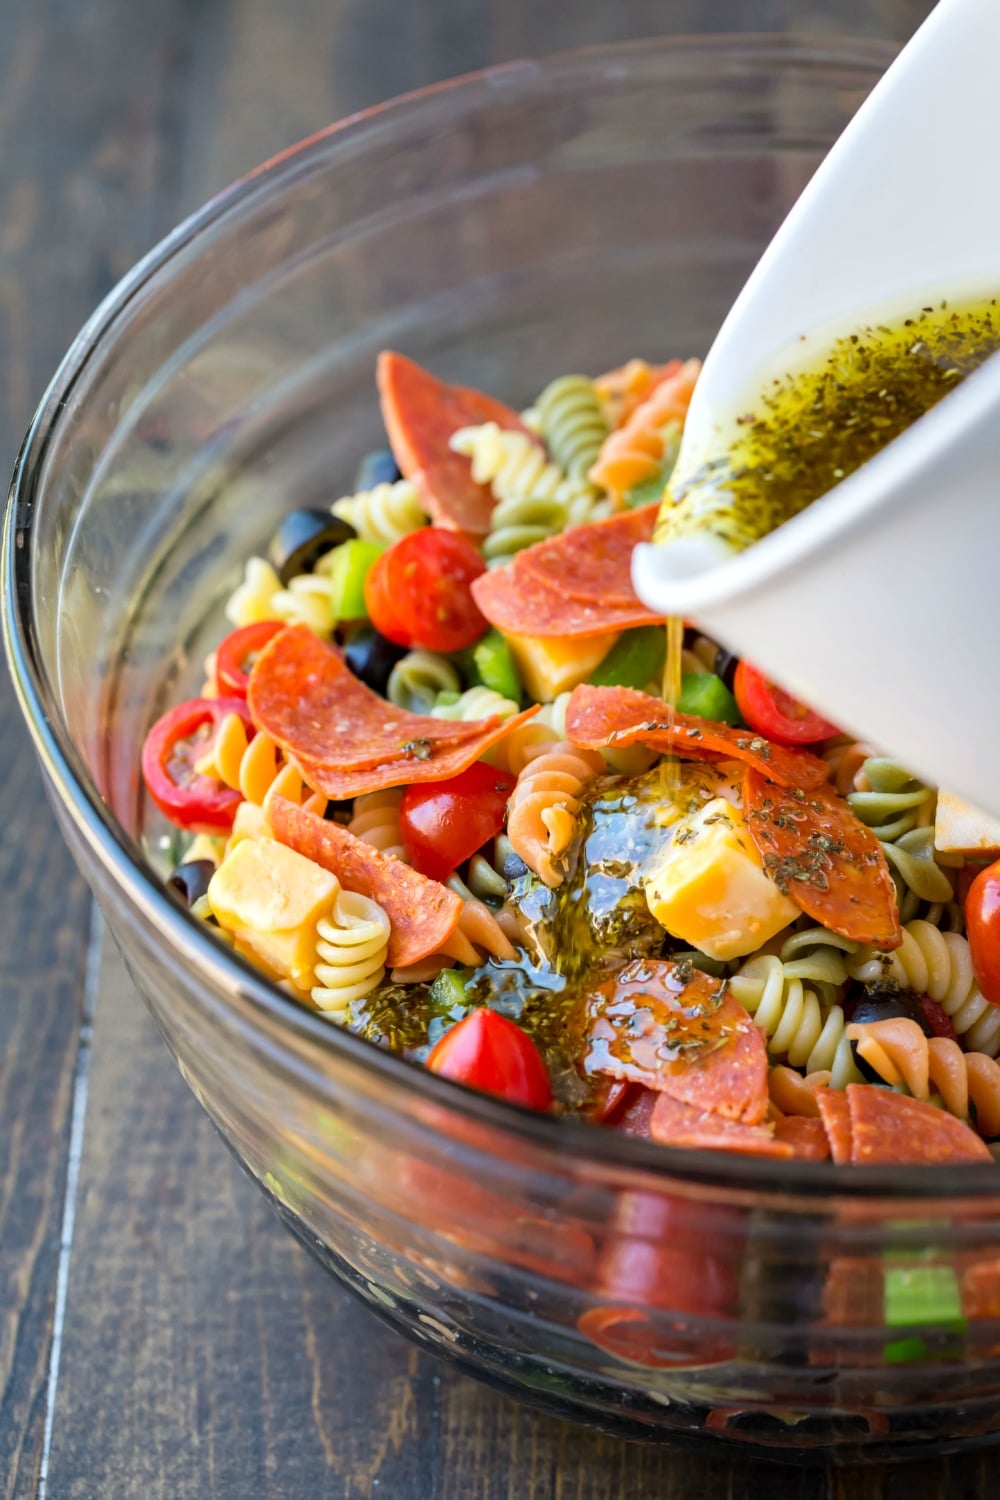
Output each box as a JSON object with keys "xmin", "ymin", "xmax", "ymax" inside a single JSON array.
[
  {"xmin": 466, "ymin": 833, "xmax": 516, "ymax": 902},
  {"xmin": 530, "ymin": 690, "xmax": 653, "ymax": 777},
  {"xmin": 846, "ymin": 1018, "xmax": 1000, "ymax": 1138},
  {"xmin": 311, "ymin": 890, "xmax": 391, "ymax": 1016},
  {"xmin": 225, "ymin": 556, "xmax": 334, "ymax": 636},
  {"xmin": 481, "ymin": 494, "xmax": 572, "ymax": 567},
  {"xmin": 822, "ymin": 737, "xmax": 880, "ymax": 796},
  {"xmin": 843, "ymin": 755, "xmax": 955, "ymax": 911},
  {"xmin": 846, "ymin": 919, "xmax": 1000, "ymax": 1057},
  {"xmin": 594, "ymin": 358, "xmax": 671, "ymax": 430},
  {"xmin": 588, "ymin": 358, "xmax": 700, "ymax": 498},
  {"xmin": 680, "ymin": 633, "xmax": 719, "ymax": 677},
  {"xmin": 347, "ymin": 789, "xmax": 408, "ymax": 863},
  {"xmin": 431, "ymin": 686, "xmax": 521, "ymax": 724},
  {"xmin": 330, "ymin": 478, "xmax": 426, "ymax": 545},
  {"xmin": 729, "ymin": 954, "xmax": 862, "ymax": 1086},
  {"xmin": 391, "ymin": 894, "xmax": 517, "ymax": 983},
  {"xmin": 506, "ymin": 744, "xmax": 605, "ymax": 887},
  {"xmin": 450, "ymin": 422, "xmax": 582, "ymax": 506},
  {"xmin": 196, "ymin": 713, "xmax": 325, "ymax": 820},
  {"xmin": 386, "ymin": 650, "xmax": 461, "ymax": 713},
  {"xmin": 535, "ymin": 374, "xmax": 610, "ymax": 484}
]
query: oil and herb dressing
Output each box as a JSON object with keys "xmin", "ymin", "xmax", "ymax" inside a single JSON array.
[{"xmin": 655, "ymin": 295, "xmax": 1000, "ymax": 555}]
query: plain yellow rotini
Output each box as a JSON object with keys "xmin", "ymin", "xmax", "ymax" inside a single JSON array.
[
  {"xmin": 729, "ymin": 953, "xmax": 862, "ymax": 1087},
  {"xmin": 846, "ymin": 1017, "xmax": 1000, "ymax": 1138},
  {"xmin": 506, "ymin": 743, "xmax": 605, "ymax": 887},
  {"xmin": 196, "ymin": 713, "xmax": 325, "ymax": 822},
  {"xmin": 311, "ymin": 889, "xmax": 391, "ymax": 1017},
  {"xmin": 331, "ymin": 478, "xmax": 426, "ymax": 545},
  {"xmin": 348, "ymin": 789, "xmax": 408, "ymax": 863},
  {"xmin": 224, "ymin": 555, "xmax": 334, "ymax": 636},
  {"xmin": 847, "ymin": 919, "xmax": 1000, "ymax": 1057}
]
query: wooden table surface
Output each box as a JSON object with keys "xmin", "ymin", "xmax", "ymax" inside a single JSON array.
[{"xmin": 6, "ymin": 0, "xmax": 985, "ymax": 1496}]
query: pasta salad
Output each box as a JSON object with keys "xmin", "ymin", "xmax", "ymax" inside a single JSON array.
[{"xmin": 142, "ymin": 349, "xmax": 1000, "ymax": 1169}]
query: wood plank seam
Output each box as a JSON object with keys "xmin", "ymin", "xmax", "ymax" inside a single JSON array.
[{"xmin": 35, "ymin": 903, "xmax": 102, "ymax": 1500}]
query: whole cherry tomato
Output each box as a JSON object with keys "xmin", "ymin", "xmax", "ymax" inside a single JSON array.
[
  {"xmin": 427, "ymin": 1007, "xmax": 552, "ymax": 1111},
  {"xmin": 733, "ymin": 660, "xmax": 839, "ymax": 746},
  {"xmin": 364, "ymin": 528, "xmax": 488, "ymax": 652},
  {"xmin": 399, "ymin": 762, "xmax": 515, "ymax": 882},
  {"xmin": 215, "ymin": 620, "xmax": 285, "ymax": 698},
  {"xmin": 966, "ymin": 858, "xmax": 1000, "ymax": 1008},
  {"xmin": 141, "ymin": 697, "xmax": 253, "ymax": 832}
]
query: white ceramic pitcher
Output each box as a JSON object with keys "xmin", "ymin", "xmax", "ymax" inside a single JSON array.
[{"xmin": 632, "ymin": 0, "xmax": 1000, "ymax": 814}]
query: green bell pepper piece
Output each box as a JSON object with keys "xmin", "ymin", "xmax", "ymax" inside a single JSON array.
[
  {"xmin": 325, "ymin": 539, "xmax": 386, "ymax": 622},
  {"xmin": 589, "ymin": 625, "xmax": 666, "ymax": 690},
  {"xmin": 470, "ymin": 629, "xmax": 522, "ymax": 705},
  {"xmin": 677, "ymin": 672, "xmax": 741, "ymax": 726}
]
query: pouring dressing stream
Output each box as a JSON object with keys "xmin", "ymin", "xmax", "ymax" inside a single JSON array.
[{"xmin": 632, "ymin": 0, "xmax": 1000, "ymax": 816}]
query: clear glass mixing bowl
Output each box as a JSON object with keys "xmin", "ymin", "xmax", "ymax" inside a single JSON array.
[{"xmin": 6, "ymin": 37, "xmax": 1000, "ymax": 1463}]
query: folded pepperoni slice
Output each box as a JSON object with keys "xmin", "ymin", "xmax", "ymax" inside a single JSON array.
[
  {"xmin": 743, "ymin": 769, "xmax": 902, "ymax": 949},
  {"xmin": 248, "ymin": 625, "xmax": 540, "ymax": 795},
  {"xmin": 377, "ymin": 351, "xmax": 534, "ymax": 536},
  {"xmin": 815, "ymin": 1087, "xmax": 853, "ymax": 1164},
  {"xmin": 582, "ymin": 960, "xmax": 769, "ymax": 1126},
  {"xmin": 565, "ymin": 684, "xmax": 830, "ymax": 790},
  {"xmin": 268, "ymin": 796, "xmax": 462, "ymax": 968},
  {"xmin": 649, "ymin": 1094, "xmax": 793, "ymax": 1157},
  {"xmin": 471, "ymin": 565, "xmax": 662, "ymax": 639},
  {"xmin": 846, "ymin": 1085, "xmax": 992, "ymax": 1165},
  {"xmin": 511, "ymin": 505, "xmax": 659, "ymax": 608}
]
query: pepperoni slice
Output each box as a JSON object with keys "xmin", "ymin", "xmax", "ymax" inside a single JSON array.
[
  {"xmin": 565, "ymin": 684, "xmax": 830, "ymax": 790},
  {"xmin": 511, "ymin": 505, "xmax": 659, "ymax": 607},
  {"xmin": 649, "ymin": 1095, "xmax": 792, "ymax": 1157},
  {"xmin": 846, "ymin": 1085, "xmax": 992, "ymax": 1165},
  {"xmin": 772, "ymin": 1115, "xmax": 831, "ymax": 1161},
  {"xmin": 582, "ymin": 960, "xmax": 769, "ymax": 1126},
  {"xmin": 471, "ymin": 565, "xmax": 663, "ymax": 639},
  {"xmin": 377, "ymin": 351, "xmax": 534, "ymax": 536},
  {"xmin": 268, "ymin": 796, "xmax": 462, "ymax": 968},
  {"xmin": 815, "ymin": 1088, "xmax": 853, "ymax": 1164},
  {"xmin": 248, "ymin": 625, "xmax": 540, "ymax": 796},
  {"xmin": 742, "ymin": 770, "xmax": 902, "ymax": 949}
]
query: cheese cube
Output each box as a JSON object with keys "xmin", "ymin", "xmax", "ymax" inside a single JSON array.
[
  {"xmin": 644, "ymin": 797, "xmax": 799, "ymax": 961},
  {"xmin": 207, "ymin": 836, "xmax": 337, "ymax": 988},
  {"xmin": 934, "ymin": 789, "xmax": 1000, "ymax": 856},
  {"xmin": 506, "ymin": 630, "xmax": 618, "ymax": 704}
]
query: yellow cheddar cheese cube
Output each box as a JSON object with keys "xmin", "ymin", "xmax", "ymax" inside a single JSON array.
[
  {"xmin": 506, "ymin": 629, "xmax": 619, "ymax": 704},
  {"xmin": 644, "ymin": 797, "xmax": 798, "ymax": 961},
  {"xmin": 934, "ymin": 789, "xmax": 1000, "ymax": 857},
  {"xmin": 207, "ymin": 836, "xmax": 337, "ymax": 988}
]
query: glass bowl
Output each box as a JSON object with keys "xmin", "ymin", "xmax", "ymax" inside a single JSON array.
[{"xmin": 6, "ymin": 36, "xmax": 1000, "ymax": 1464}]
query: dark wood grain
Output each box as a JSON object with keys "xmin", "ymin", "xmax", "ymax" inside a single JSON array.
[
  {"xmin": 0, "ymin": 0, "xmax": 965, "ymax": 1496},
  {"xmin": 0, "ymin": 0, "xmax": 183, "ymax": 1492}
]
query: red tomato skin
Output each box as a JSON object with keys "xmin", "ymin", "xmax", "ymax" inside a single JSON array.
[
  {"xmin": 733, "ymin": 660, "xmax": 839, "ymax": 746},
  {"xmin": 141, "ymin": 697, "xmax": 253, "ymax": 832},
  {"xmin": 365, "ymin": 529, "xmax": 488, "ymax": 653},
  {"xmin": 427, "ymin": 1008, "xmax": 552, "ymax": 1111},
  {"xmin": 215, "ymin": 620, "xmax": 285, "ymax": 697},
  {"xmin": 399, "ymin": 763, "xmax": 515, "ymax": 882},
  {"xmin": 966, "ymin": 859, "xmax": 1000, "ymax": 1008}
]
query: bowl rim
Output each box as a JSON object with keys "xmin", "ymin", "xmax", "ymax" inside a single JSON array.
[{"xmin": 8, "ymin": 31, "xmax": 993, "ymax": 1201}]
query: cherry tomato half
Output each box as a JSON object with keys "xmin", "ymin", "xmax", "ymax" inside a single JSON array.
[
  {"xmin": 733, "ymin": 660, "xmax": 839, "ymax": 746},
  {"xmin": 427, "ymin": 1007, "xmax": 552, "ymax": 1111},
  {"xmin": 215, "ymin": 620, "xmax": 285, "ymax": 698},
  {"xmin": 966, "ymin": 858, "xmax": 1000, "ymax": 1008},
  {"xmin": 364, "ymin": 528, "xmax": 488, "ymax": 652},
  {"xmin": 141, "ymin": 697, "xmax": 253, "ymax": 832},
  {"xmin": 399, "ymin": 762, "xmax": 515, "ymax": 882}
]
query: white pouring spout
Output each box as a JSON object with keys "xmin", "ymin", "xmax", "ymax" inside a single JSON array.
[{"xmin": 632, "ymin": 0, "xmax": 1000, "ymax": 815}]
